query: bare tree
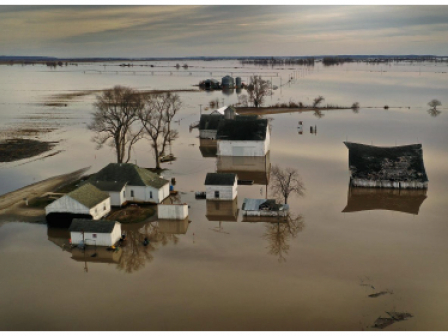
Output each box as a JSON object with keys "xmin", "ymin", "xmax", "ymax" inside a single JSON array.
[
  {"xmin": 247, "ymin": 76, "xmax": 272, "ymax": 108},
  {"xmin": 138, "ymin": 92, "xmax": 181, "ymax": 169},
  {"xmin": 312, "ymin": 95, "xmax": 325, "ymax": 108},
  {"xmin": 428, "ymin": 99, "xmax": 442, "ymax": 117},
  {"xmin": 270, "ymin": 165, "xmax": 305, "ymax": 204},
  {"xmin": 351, "ymin": 102, "xmax": 360, "ymax": 113},
  {"xmin": 88, "ymin": 86, "xmax": 144, "ymax": 163},
  {"xmin": 237, "ymin": 94, "xmax": 249, "ymax": 107}
]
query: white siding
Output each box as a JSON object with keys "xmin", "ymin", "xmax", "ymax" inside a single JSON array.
[
  {"xmin": 157, "ymin": 184, "xmax": 170, "ymax": 203},
  {"xmin": 70, "ymin": 223, "xmax": 121, "ymax": 246},
  {"xmin": 88, "ymin": 199, "xmax": 111, "ymax": 220},
  {"xmin": 125, "ymin": 185, "xmax": 147, "ymax": 203},
  {"xmin": 158, "ymin": 204, "xmax": 188, "ymax": 219},
  {"xmin": 109, "ymin": 189, "xmax": 125, "ymax": 206},
  {"xmin": 217, "ymin": 140, "xmax": 267, "ymax": 157},
  {"xmin": 206, "ymin": 183, "xmax": 237, "ymax": 200},
  {"xmin": 124, "ymin": 184, "xmax": 169, "ymax": 204},
  {"xmin": 45, "ymin": 195, "xmax": 90, "ymax": 216},
  {"xmin": 199, "ymin": 129, "xmax": 218, "ymax": 139}
]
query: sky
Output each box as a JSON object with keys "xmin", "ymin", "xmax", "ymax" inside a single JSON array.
[{"xmin": 1, "ymin": 5, "xmax": 448, "ymax": 57}]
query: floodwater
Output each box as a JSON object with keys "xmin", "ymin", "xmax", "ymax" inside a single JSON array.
[{"xmin": 0, "ymin": 60, "xmax": 448, "ymax": 330}]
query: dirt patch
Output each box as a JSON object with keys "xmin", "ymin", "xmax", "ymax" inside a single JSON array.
[
  {"xmin": 0, "ymin": 138, "xmax": 59, "ymax": 162},
  {"xmin": 106, "ymin": 204, "xmax": 156, "ymax": 224}
]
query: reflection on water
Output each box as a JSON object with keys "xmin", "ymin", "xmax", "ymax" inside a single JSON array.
[
  {"xmin": 206, "ymin": 198, "xmax": 239, "ymax": 222},
  {"xmin": 199, "ymin": 138, "xmax": 217, "ymax": 158},
  {"xmin": 262, "ymin": 213, "xmax": 305, "ymax": 263},
  {"xmin": 342, "ymin": 187, "xmax": 427, "ymax": 215},
  {"xmin": 217, "ymin": 152, "xmax": 271, "ymax": 186}
]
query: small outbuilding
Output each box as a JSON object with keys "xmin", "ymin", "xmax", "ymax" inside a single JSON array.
[
  {"xmin": 217, "ymin": 117, "xmax": 270, "ymax": 156},
  {"xmin": 69, "ymin": 218, "xmax": 121, "ymax": 247},
  {"xmin": 242, "ymin": 198, "xmax": 289, "ymax": 217},
  {"xmin": 204, "ymin": 173, "xmax": 238, "ymax": 200},
  {"xmin": 157, "ymin": 204, "xmax": 188, "ymax": 220},
  {"xmin": 199, "ymin": 114, "xmax": 224, "ymax": 139},
  {"xmin": 45, "ymin": 183, "xmax": 111, "ymax": 226}
]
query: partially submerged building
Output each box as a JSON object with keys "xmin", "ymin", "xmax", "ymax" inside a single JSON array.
[
  {"xmin": 242, "ymin": 198, "xmax": 289, "ymax": 217},
  {"xmin": 45, "ymin": 183, "xmax": 111, "ymax": 226},
  {"xmin": 157, "ymin": 204, "xmax": 188, "ymax": 220},
  {"xmin": 344, "ymin": 142, "xmax": 428, "ymax": 189},
  {"xmin": 199, "ymin": 114, "xmax": 224, "ymax": 139},
  {"xmin": 86, "ymin": 163, "xmax": 170, "ymax": 205},
  {"xmin": 206, "ymin": 198, "xmax": 239, "ymax": 222},
  {"xmin": 69, "ymin": 218, "xmax": 121, "ymax": 247},
  {"xmin": 204, "ymin": 173, "xmax": 238, "ymax": 200},
  {"xmin": 217, "ymin": 117, "xmax": 270, "ymax": 157}
]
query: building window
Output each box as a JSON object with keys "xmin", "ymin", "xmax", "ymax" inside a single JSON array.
[
  {"xmin": 103, "ymin": 204, "xmax": 106, "ymax": 211},
  {"xmin": 131, "ymin": 190, "xmax": 134, "ymax": 197},
  {"xmin": 92, "ymin": 234, "xmax": 97, "ymax": 238},
  {"xmin": 215, "ymin": 190, "xmax": 220, "ymax": 198},
  {"xmin": 150, "ymin": 191, "xmax": 153, "ymax": 199}
]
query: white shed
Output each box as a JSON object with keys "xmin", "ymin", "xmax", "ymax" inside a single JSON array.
[
  {"xmin": 69, "ymin": 219, "xmax": 121, "ymax": 247},
  {"xmin": 216, "ymin": 117, "xmax": 270, "ymax": 157},
  {"xmin": 45, "ymin": 183, "xmax": 111, "ymax": 222},
  {"xmin": 204, "ymin": 173, "xmax": 237, "ymax": 200},
  {"xmin": 242, "ymin": 198, "xmax": 289, "ymax": 217},
  {"xmin": 157, "ymin": 204, "xmax": 188, "ymax": 220},
  {"xmin": 86, "ymin": 163, "xmax": 170, "ymax": 204}
]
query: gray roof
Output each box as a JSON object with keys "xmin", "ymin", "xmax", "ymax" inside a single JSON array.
[
  {"xmin": 242, "ymin": 198, "xmax": 289, "ymax": 211},
  {"xmin": 69, "ymin": 219, "xmax": 118, "ymax": 233},
  {"xmin": 216, "ymin": 118, "xmax": 268, "ymax": 141},
  {"xmin": 199, "ymin": 114, "xmax": 224, "ymax": 130},
  {"xmin": 67, "ymin": 183, "xmax": 110, "ymax": 208},
  {"xmin": 344, "ymin": 142, "xmax": 428, "ymax": 183},
  {"xmin": 89, "ymin": 181, "xmax": 127, "ymax": 192},
  {"xmin": 205, "ymin": 173, "xmax": 236, "ymax": 186},
  {"xmin": 88, "ymin": 163, "xmax": 169, "ymax": 189}
]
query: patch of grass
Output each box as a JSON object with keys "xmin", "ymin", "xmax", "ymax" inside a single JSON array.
[
  {"xmin": 107, "ymin": 205, "xmax": 156, "ymax": 224},
  {"xmin": 55, "ymin": 175, "xmax": 92, "ymax": 193}
]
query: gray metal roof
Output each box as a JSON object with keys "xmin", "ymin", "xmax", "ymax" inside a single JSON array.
[
  {"xmin": 205, "ymin": 173, "xmax": 236, "ymax": 186},
  {"xmin": 199, "ymin": 114, "xmax": 224, "ymax": 130},
  {"xmin": 242, "ymin": 198, "xmax": 289, "ymax": 211},
  {"xmin": 69, "ymin": 219, "xmax": 118, "ymax": 233},
  {"xmin": 89, "ymin": 180, "xmax": 127, "ymax": 192},
  {"xmin": 67, "ymin": 183, "xmax": 110, "ymax": 208},
  {"xmin": 88, "ymin": 163, "xmax": 169, "ymax": 189}
]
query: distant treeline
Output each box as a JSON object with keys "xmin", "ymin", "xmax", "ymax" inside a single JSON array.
[
  {"xmin": 239, "ymin": 58, "xmax": 315, "ymax": 66},
  {"xmin": 322, "ymin": 56, "xmax": 448, "ymax": 66}
]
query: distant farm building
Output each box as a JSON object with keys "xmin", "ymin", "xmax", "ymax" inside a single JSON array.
[
  {"xmin": 221, "ymin": 75, "xmax": 235, "ymax": 88},
  {"xmin": 45, "ymin": 183, "xmax": 111, "ymax": 226},
  {"xmin": 242, "ymin": 198, "xmax": 289, "ymax": 217},
  {"xmin": 69, "ymin": 219, "xmax": 121, "ymax": 247},
  {"xmin": 204, "ymin": 173, "xmax": 238, "ymax": 200},
  {"xmin": 344, "ymin": 142, "xmax": 428, "ymax": 189},
  {"xmin": 86, "ymin": 163, "xmax": 170, "ymax": 205},
  {"xmin": 200, "ymin": 79, "xmax": 220, "ymax": 90},
  {"xmin": 217, "ymin": 117, "xmax": 270, "ymax": 156}
]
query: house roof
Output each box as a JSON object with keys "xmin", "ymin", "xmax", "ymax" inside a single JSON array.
[
  {"xmin": 216, "ymin": 118, "xmax": 268, "ymax": 141},
  {"xmin": 67, "ymin": 183, "xmax": 110, "ymax": 208},
  {"xmin": 89, "ymin": 181, "xmax": 127, "ymax": 192},
  {"xmin": 199, "ymin": 114, "xmax": 224, "ymax": 130},
  {"xmin": 88, "ymin": 163, "xmax": 169, "ymax": 189},
  {"xmin": 242, "ymin": 198, "xmax": 289, "ymax": 211},
  {"xmin": 69, "ymin": 219, "xmax": 118, "ymax": 233},
  {"xmin": 205, "ymin": 173, "xmax": 237, "ymax": 186},
  {"xmin": 344, "ymin": 142, "xmax": 428, "ymax": 182}
]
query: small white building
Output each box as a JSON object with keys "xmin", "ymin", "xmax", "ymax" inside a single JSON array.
[
  {"xmin": 217, "ymin": 118, "xmax": 270, "ymax": 157},
  {"xmin": 45, "ymin": 183, "xmax": 111, "ymax": 221},
  {"xmin": 157, "ymin": 204, "xmax": 188, "ymax": 220},
  {"xmin": 87, "ymin": 163, "xmax": 170, "ymax": 205},
  {"xmin": 199, "ymin": 114, "xmax": 224, "ymax": 139},
  {"xmin": 204, "ymin": 173, "xmax": 237, "ymax": 200},
  {"xmin": 69, "ymin": 219, "xmax": 121, "ymax": 246}
]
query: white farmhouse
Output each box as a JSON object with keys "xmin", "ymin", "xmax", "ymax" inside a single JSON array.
[
  {"xmin": 204, "ymin": 173, "xmax": 237, "ymax": 200},
  {"xmin": 45, "ymin": 183, "xmax": 111, "ymax": 224},
  {"xmin": 69, "ymin": 219, "xmax": 121, "ymax": 247},
  {"xmin": 216, "ymin": 117, "xmax": 270, "ymax": 156},
  {"xmin": 199, "ymin": 114, "xmax": 224, "ymax": 139},
  {"xmin": 87, "ymin": 163, "xmax": 170, "ymax": 205}
]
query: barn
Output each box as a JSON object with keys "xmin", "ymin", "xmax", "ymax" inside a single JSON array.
[
  {"xmin": 45, "ymin": 183, "xmax": 111, "ymax": 226},
  {"xmin": 86, "ymin": 163, "xmax": 170, "ymax": 204},
  {"xmin": 69, "ymin": 219, "xmax": 121, "ymax": 247},
  {"xmin": 204, "ymin": 173, "xmax": 237, "ymax": 200},
  {"xmin": 199, "ymin": 114, "xmax": 224, "ymax": 139},
  {"xmin": 216, "ymin": 117, "xmax": 270, "ymax": 156}
]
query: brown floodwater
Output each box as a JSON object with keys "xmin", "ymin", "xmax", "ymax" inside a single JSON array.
[{"xmin": 0, "ymin": 60, "xmax": 447, "ymax": 330}]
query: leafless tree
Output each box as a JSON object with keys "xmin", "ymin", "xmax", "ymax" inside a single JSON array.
[
  {"xmin": 247, "ymin": 76, "xmax": 272, "ymax": 108},
  {"xmin": 312, "ymin": 95, "xmax": 325, "ymax": 108},
  {"xmin": 351, "ymin": 102, "xmax": 360, "ymax": 113},
  {"xmin": 270, "ymin": 165, "xmax": 305, "ymax": 204},
  {"xmin": 263, "ymin": 213, "xmax": 305, "ymax": 262},
  {"xmin": 237, "ymin": 94, "xmax": 249, "ymax": 107},
  {"xmin": 138, "ymin": 92, "xmax": 181, "ymax": 169},
  {"xmin": 88, "ymin": 86, "xmax": 145, "ymax": 163},
  {"xmin": 427, "ymin": 99, "xmax": 442, "ymax": 117}
]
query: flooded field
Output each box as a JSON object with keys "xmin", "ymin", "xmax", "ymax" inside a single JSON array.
[{"xmin": 0, "ymin": 60, "xmax": 447, "ymax": 330}]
